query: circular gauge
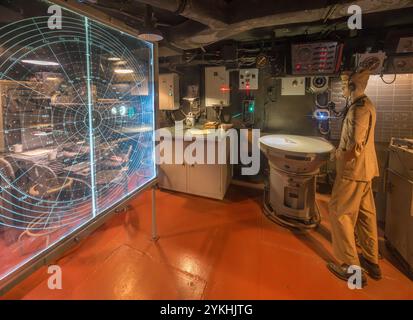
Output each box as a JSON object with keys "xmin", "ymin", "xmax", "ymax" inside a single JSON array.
[
  {"xmin": 256, "ymin": 54, "xmax": 269, "ymax": 68},
  {"xmin": 360, "ymin": 57, "xmax": 381, "ymax": 72},
  {"xmin": 313, "ymin": 76, "xmax": 327, "ymax": 88},
  {"xmin": 297, "ymin": 47, "xmax": 312, "ymax": 62}
]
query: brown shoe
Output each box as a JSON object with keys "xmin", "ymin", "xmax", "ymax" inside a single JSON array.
[
  {"xmin": 327, "ymin": 262, "xmax": 368, "ymax": 287},
  {"xmin": 359, "ymin": 255, "xmax": 382, "ymax": 280}
]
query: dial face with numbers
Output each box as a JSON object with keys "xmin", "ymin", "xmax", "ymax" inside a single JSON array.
[
  {"xmin": 360, "ymin": 56, "xmax": 381, "ymax": 72},
  {"xmin": 0, "ymin": 1, "xmax": 156, "ymax": 282},
  {"xmin": 297, "ymin": 47, "xmax": 312, "ymax": 62}
]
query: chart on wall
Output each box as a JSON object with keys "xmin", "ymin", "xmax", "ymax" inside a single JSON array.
[{"xmin": 0, "ymin": 0, "xmax": 156, "ymax": 286}]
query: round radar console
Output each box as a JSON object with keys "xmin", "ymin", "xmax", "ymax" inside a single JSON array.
[{"xmin": 260, "ymin": 134, "xmax": 335, "ymax": 229}]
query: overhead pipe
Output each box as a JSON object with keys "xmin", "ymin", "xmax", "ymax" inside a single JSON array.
[
  {"xmin": 135, "ymin": 0, "xmax": 228, "ymax": 29},
  {"xmin": 138, "ymin": 0, "xmax": 413, "ymax": 49}
]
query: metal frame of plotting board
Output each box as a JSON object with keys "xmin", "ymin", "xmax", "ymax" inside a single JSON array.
[{"xmin": 0, "ymin": 0, "xmax": 160, "ymax": 295}]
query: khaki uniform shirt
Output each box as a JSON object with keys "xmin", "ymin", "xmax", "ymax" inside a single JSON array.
[{"xmin": 336, "ymin": 96, "xmax": 380, "ymax": 182}]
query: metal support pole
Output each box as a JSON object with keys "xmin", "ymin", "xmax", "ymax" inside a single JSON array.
[{"xmin": 151, "ymin": 186, "xmax": 159, "ymax": 241}]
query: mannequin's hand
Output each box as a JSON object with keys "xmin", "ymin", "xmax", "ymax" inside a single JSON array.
[
  {"xmin": 335, "ymin": 149, "xmax": 343, "ymax": 160},
  {"xmin": 336, "ymin": 149, "xmax": 356, "ymax": 162}
]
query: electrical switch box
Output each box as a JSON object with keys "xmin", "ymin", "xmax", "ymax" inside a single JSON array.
[
  {"xmin": 397, "ymin": 37, "xmax": 413, "ymax": 53},
  {"xmin": 239, "ymin": 68, "xmax": 259, "ymax": 90},
  {"xmin": 355, "ymin": 51, "xmax": 387, "ymax": 74},
  {"xmin": 205, "ymin": 66, "xmax": 230, "ymax": 107},
  {"xmin": 281, "ymin": 77, "xmax": 306, "ymax": 96},
  {"xmin": 159, "ymin": 73, "xmax": 180, "ymax": 110}
]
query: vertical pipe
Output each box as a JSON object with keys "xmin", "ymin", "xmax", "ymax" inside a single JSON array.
[
  {"xmin": 151, "ymin": 186, "xmax": 158, "ymax": 241},
  {"xmin": 85, "ymin": 17, "xmax": 97, "ymax": 217},
  {"xmin": 153, "ymin": 43, "xmax": 159, "ymax": 177}
]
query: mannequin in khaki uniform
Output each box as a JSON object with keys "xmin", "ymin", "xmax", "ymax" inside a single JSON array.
[{"xmin": 327, "ymin": 69, "xmax": 382, "ymax": 284}]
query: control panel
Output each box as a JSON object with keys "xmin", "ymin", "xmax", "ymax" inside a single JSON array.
[
  {"xmin": 239, "ymin": 69, "xmax": 259, "ymax": 90},
  {"xmin": 291, "ymin": 42, "xmax": 342, "ymax": 75},
  {"xmin": 205, "ymin": 66, "xmax": 230, "ymax": 107},
  {"xmin": 281, "ymin": 77, "xmax": 306, "ymax": 96}
]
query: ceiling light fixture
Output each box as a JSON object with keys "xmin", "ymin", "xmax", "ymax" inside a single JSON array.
[
  {"xmin": 114, "ymin": 69, "xmax": 134, "ymax": 74},
  {"xmin": 21, "ymin": 60, "xmax": 60, "ymax": 66},
  {"xmin": 114, "ymin": 60, "xmax": 127, "ymax": 66},
  {"xmin": 138, "ymin": 5, "xmax": 164, "ymax": 42}
]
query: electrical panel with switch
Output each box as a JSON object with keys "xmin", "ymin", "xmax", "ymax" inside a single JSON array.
[
  {"xmin": 281, "ymin": 77, "xmax": 306, "ymax": 96},
  {"xmin": 239, "ymin": 69, "xmax": 259, "ymax": 90},
  {"xmin": 355, "ymin": 51, "xmax": 387, "ymax": 74},
  {"xmin": 159, "ymin": 73, "xmax": 180, "ymax": 110},
  {"xmin": 205, "ymin": 66, "xmax": 230, "ymax": 107}
]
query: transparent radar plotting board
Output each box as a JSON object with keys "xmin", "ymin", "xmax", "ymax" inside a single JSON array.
[{"xmin": 0, "ymin": 1, "xmax": 156, "ymax": 287}]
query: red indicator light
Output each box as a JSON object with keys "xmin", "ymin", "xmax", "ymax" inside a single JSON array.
[
  {"xmin": 220, "ymin": 85, "xmax": 230, "ymax": 92},
  {"xmin": 296, "ymin": 64, "xmax": 302, "ymax": 71}
]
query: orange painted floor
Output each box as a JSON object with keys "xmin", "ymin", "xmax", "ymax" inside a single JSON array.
[{"xmin": 2, "ymin": 186, "xmax": 413, "ymax": 300}]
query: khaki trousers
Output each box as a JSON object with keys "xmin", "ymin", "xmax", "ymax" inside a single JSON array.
[{"xmin": 329, "ymin": 177, "xmax": 379, "ymax": 266}]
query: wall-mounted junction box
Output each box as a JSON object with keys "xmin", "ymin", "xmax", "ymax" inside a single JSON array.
[
  {"xmin": 239, "ymin": 68, "xmax": 259, "ymax": 90},
  {"xmin": 205, "ymin": 66, "xmax": 230, "ymax": 107},
  {"xmin": 355, "ymin": 51, "xmax": 387, "ymax": 74},
  {"xmin": 281, "ymin": 77, "xmax": 306, "ymax": 96},
  {"xmin": 397, "ymin": 37, "xmax": 413, "ymax": 53},
  {"xmin": 387, "ymin": 55, "xmax": 413, "ymax": 73},
  {"xmin": 159, "ymin": 73, "xmax": 180, "ymax": 110}
]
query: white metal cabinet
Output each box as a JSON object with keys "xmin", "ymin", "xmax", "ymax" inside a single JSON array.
[
  {"xmin": 159, "ymin": 138, "xmax": 232, "ymax": 200},
  {"xmin": 187, "ymin": 163, "xmax": 228, "ymax": 200},
  {"xmin": 385, "ymin": 170, "xmax": 413, "ymax": 274},
  {"xmin": 159, "ymin": 163, "xmax": 187, "ymax": 193},
  {"xmin": 385, "ymin": 139, "xmax": 413, "ymax": 277}
]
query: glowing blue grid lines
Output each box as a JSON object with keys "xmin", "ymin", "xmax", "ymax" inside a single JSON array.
[
  {"xmin": 0, "ymin": 2, "xmax": 156, "ymax": 284},
  {"xmin": 85, "ymin": 17, "xmax": 97, "ymax": 217}
]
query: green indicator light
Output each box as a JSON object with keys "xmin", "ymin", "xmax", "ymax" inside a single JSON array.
[{"xmin": 248, "ymin": 101, "xmax": 255, "ymax": 113}]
